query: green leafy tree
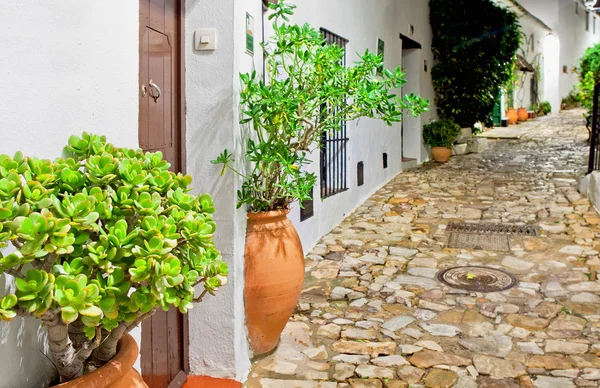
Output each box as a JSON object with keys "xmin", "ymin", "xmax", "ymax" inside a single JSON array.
[
  {"xmin": 213, "ymin": 0, "xmax": 429, "ymax": 212},
  {"xmin": 0, "ymin": 133, "xmax": 227, "ymax": 382},
  {"xmin": 578, "ymin": 44, "xmax": 600, "ymax": 115},
  {"xmin": 430, "ymin": 0, "xmax": 520, "ymax": 128}
]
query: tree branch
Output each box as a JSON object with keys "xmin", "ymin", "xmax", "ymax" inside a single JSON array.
[
  {"xmin": 91, "ymin": 322, "xmax": 128, "ymax": 366},
  {"xmin": 42, "ymin": 253, "xmax": 58, "ymax": 272},
  {"xmin": 75, "ymin": 327, "xmax": 102, "ymax": 364},
  {"xmin": 10, "ymin": 239, "xmax": 22, "ymax": 249},
  {"xmin": 6, "ymin": 267, "xmax": 26, "ymax": 280},
  {"xmin": 193, "ymin": 289, "xmax": 209, "ymax": 303},
  {"xmin": 41, "ymin": 309, "xmax": 80, "ymax": 382},
  {"xmin": 68, "ymin": 318, "xmax": 88, "ymax": 352},
  {"xmin": 124, "ymin": 307, "xmax": 157, "ymax": 336}
]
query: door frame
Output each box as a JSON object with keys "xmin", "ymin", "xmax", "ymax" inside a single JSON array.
[{"xmin": 138, "ymin": 0, "xmax": 189, "ymax": 383}]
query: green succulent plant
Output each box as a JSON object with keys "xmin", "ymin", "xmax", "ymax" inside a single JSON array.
[{"xmin": 0, "ymin": 132, "xmax": 227, "ymax": 382}]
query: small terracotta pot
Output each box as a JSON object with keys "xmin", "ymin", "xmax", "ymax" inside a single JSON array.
[
  {"xmin": 431, "ymin": 146, "xmax": 452, "ymax": 163},
  {"xmin": 244, "ymin": 209, "xmax": 305, "ymax": 356},
  {"xmin": 54, "ymin": 334, "xmax": 147, "ymax": 388},
  {"xmin": 517, "ymin": 108, "xmax": 528, "ymax": 122},
  {"xmin": 506, "ymin": 108, "xmax": 518, "ymax": 125}
]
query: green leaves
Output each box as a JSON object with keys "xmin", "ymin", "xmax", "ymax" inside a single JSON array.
[
  {"xmin": 430, "ymin": 0, "xmax": 520, "ymax": 127},
  {"xmin": 0, "ymin": 294, "xmax": 18, "ymax": 320},
  {"xmin": 213, "ymin": 1, "xmax": 428, "ymax": 212},
  {"xmin": 1, "ymin": 133, "xmax": 226, "ymax": 338},
  {"xmin": 422, "ymin": 119, "xmax": 462, "ymax": 148}
]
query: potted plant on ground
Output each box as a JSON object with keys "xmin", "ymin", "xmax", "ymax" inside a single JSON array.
[
  {"xmin": 423, "ymin": 119, "xmax": 462, "ymax": 162},
  {"xmin": 506, "ymin": 107, "xmax": 518, "ymax": 125},
  {"xmin": 212, "ymin": 0, "xmax": 428, "ymax": 355},
  {"xmin": 0, "ymin": 132, "xmax": 228, "ymax": 386}
]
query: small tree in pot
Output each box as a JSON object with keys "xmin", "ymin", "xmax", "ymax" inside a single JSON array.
[
  {"xmin": 0, "ymin": 133, "xmax": 227, "ymax": 385},
  {"xmin": 212, "ymin": 0, "xmax": 428, "ymax": 355},
  {"xmin": 423, "ymin": 119, "xmax": 462, "ymax": 162}
]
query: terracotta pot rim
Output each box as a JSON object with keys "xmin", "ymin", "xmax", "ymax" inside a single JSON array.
[
  {"xmin": 54, "ymin": 334, "xmax": 139, "ymax": 387},
  {"xmin": 247, "ymin": 209, "xmax": 291, "ymax": 220}
]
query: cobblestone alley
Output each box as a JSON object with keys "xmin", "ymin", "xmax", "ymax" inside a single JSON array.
[{"xmin": 246, "ymin": 109, "xmax": 600, "ymax": 388}]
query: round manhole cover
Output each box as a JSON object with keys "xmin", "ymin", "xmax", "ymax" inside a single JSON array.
[{"xmin": 436, "ymin": 266, "xmax": 518, "ymax": 292}]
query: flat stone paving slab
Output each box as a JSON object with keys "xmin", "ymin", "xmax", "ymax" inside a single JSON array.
[{"xmin": 245, "ymin": 110, "xmax": 599, "ymax": 387}]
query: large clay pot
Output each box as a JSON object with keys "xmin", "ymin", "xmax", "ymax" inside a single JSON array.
[
  {"xmin": 245, "ymin": 209, "xmax": 305, "ymax": 355},
  {"xmin": 506, "ymin": 108, "xmax": 518, "ymax": 125},
  {"xmin": 431, "ymin": 146, "xmax": 452, "ymax": 163},
  {"xmin": 517, "ymin": 108, "xmax": 528, "ymax": 122},
  {"xmin": 54, "ymin": 334, "xmax": 147, "ymax": 388}
]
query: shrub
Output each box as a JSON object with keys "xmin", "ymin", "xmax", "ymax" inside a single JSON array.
[
  {"xmin": 212, "ymin": 0, "xmax": 429, "ymax": 212},
  {"xmin": 578, "ymin": 44, "xmax": 600, "ymax": 115},
  {"xmin": 539, "ymin": 101, "xmax": 552, "ymax": 115},
  {"xmin": 423, "ymin": 119, "xmax": 462, "ymax": 148},
  {"xmin": 561, "ymin": 88, "xmax": 581, "ymax": 110},
  {"xmin": 430, "ymin": 0, "xmax": 521, "ymax": 128},
  {"xmin": 579, "ymin": 71, "xmax": 595, "ymax": 115},
  {"xmin": 580, "ymin": 44, "xmax": 600, "ymax": 83},
  {"xmin": 0, "ymin": 133, "xmax": 227, "ymax": 382}
]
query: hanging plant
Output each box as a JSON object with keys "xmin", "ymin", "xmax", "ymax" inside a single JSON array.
[{"xmin": 430, "ymin": 0, "xmax": 520, "ymax": 128}]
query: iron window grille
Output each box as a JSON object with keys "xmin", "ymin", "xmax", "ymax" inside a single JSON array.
[{"xmin": 320, "ymin": 28, "xmax": 349, "ymax": 199}]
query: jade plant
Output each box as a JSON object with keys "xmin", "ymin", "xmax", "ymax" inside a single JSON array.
[
  {"xmin": 212, "ymin": 0, "xmax": 429, "ymax": 212},
  {"xmin": 0, "ymin": 133, "xmax": 227, "ymax": 382}
]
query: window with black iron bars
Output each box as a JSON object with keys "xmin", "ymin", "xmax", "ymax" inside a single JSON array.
[{"xmin": 319, "ymin": 28, "xmax": 349, "ymax": 199}]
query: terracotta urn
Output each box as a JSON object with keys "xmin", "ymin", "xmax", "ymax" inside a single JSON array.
[
  {"xmin": 506, "ymin": 108, "xmax": 518, "ymax": 125},
  {"xmin": 54, "ymin": 334, "xmax": 147, "ymax": 388},
  {"xmin": 431, "ymin": 146, "xmax": 452, "ymax": 163},
  {"xmin": 244, "ymin": 209, "xmax": 305, "ymax": 355},
  {"xmin": 517, "ymin": 108, "xmax": 528, "ymax": 122}
]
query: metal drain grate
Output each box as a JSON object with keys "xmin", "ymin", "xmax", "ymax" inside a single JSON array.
[
  {"xmin": 437, "ymin": 266, "xmax": 518, "ymax": 292},
  {"xmin": 446, "ymin": 222, "xmax": 539, "ymax": 251},
  {"xmin": 447, "ymin": 232, "xmax": 510, "ymax": 251},
  {"xmin": 447, "ymin": 222, "xmax": 539, "ymax": 236}
]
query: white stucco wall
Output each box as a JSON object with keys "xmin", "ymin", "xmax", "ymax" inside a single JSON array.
[
  {"xmin": 0, "ymin": 2, "xmax": 139, "ymax": 387},
  {"xmin": 272, "ymin": 0, "xmax": 436, "ymax": 254},
  {"xmin": 519, "ymin": 0, "xmax": 600, "ymax": 110},
  {"xmin": 184, "ymin": 0, "xmax": 260, "ymax": 380}
]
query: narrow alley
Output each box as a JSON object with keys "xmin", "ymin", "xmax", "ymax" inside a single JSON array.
[{"xmin": 247, "ymin": 109, "xmax": 600, "ymax": 388}]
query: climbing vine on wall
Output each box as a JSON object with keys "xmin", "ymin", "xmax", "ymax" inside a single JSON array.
[{"xmin": 429, "ymin": 0, "xmax": 521, "ymax": 128}]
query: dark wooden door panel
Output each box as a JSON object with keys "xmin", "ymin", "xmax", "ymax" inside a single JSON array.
[{"xmin": 139, "ymin": 0, "xmax": 185, "ymax": 387}]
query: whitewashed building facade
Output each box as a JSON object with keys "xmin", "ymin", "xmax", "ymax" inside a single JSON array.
[{"xmin": 0, "ymin": 1, "xmax": 598, "ymax": 387}]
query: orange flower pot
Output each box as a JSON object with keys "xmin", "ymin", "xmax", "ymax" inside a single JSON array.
[
  {"xmin": 431, "ymin": 146, "xmax": 452, "ymax": 163},
  {"xmin": 517, "ymin": 108, "xmax": 528, "ymax": 122},
  {"xmin": 506, "ymin": 108, "xmax": 518, "ymax": 125},
  {"xmin": 54, "ymin": 335, "xmax": 147, "ymax": 388},
  {"xmin": 244, "ymin": 209, "xmax": 305, "ymax": 355}
]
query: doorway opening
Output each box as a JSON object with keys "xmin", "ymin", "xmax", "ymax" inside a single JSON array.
[{"xmin": 400, "ymin": 34, "xmax": 422, "ymax": 163}]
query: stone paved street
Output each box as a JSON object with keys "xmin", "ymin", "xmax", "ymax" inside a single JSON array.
[{"xmin": 245, "ymin": 109, "xmax": 600, "ymax": 388}]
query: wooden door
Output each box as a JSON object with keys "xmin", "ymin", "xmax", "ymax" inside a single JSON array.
[{"xmin": 139, "ymin": 1, "xmax": 187, "ymax": 387}]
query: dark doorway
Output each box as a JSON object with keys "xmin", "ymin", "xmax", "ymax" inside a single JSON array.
[
  {"xmin": 400, "ymin": 34, "xmax": 422, "ymax": 162},
  {"xmin": 139, "ymin": 0, "xmax": 187, "ymax": 387}
]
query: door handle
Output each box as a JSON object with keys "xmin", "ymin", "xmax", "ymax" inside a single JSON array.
[{"xmin": 149, "ymin": 79, "xmax": 161, "ymax": 103}]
